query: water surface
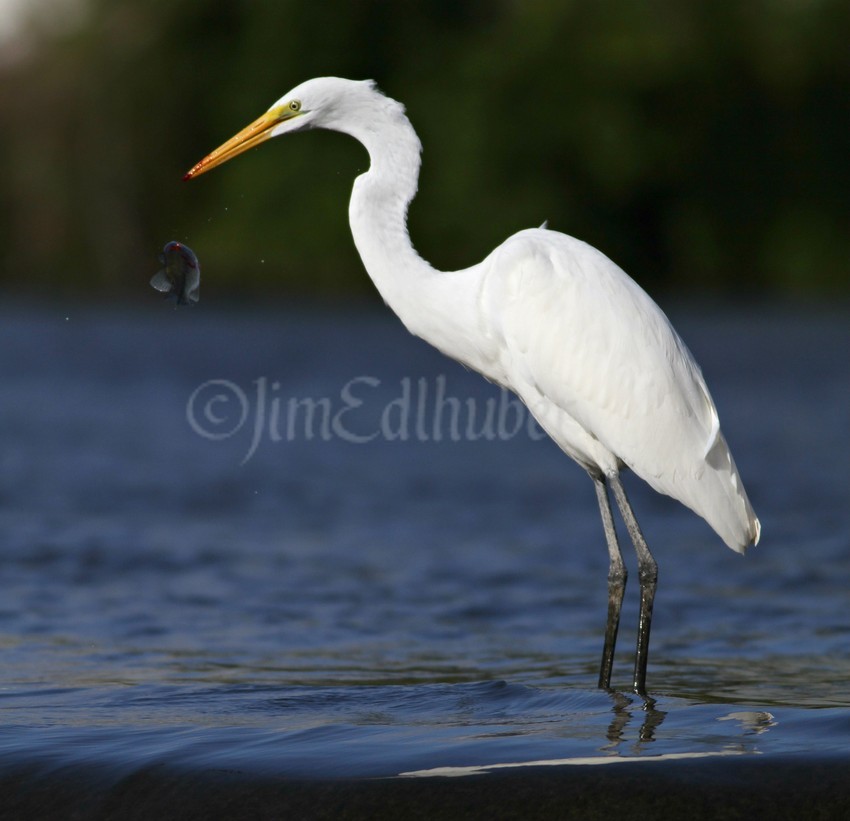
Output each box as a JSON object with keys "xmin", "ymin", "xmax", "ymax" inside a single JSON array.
[{"xmin": 0, "ymin": 300, "xmax": 848, "ymax": 812}]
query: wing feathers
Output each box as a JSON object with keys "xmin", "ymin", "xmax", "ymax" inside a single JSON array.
[{"xmin": 484, "ymin": 229, "xmax": 757, "ymax": 550}]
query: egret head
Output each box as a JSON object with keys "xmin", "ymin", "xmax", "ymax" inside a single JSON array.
[{"xmin": 183, "ymin": 78, "xmax": 391, "ymax": 180}]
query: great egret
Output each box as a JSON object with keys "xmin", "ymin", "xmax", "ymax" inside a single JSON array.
[{"xmin": 185, "ymin": 77, "xmax": 760, "ymax": 694}]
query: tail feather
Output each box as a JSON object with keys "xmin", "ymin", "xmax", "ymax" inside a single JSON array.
[{"xmin": 687, "ymin": 432, "xmax": 760, "ymax": 553}]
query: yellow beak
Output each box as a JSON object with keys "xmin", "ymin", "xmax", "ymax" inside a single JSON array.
[{"xmin": 183, "ymin": 106, "xmax": 297, "ymax": 180}]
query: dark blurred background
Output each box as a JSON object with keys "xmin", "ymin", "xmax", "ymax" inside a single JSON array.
[{"xmin": 1, "ymin": 0, "xmax": 848, "ymax": 300}]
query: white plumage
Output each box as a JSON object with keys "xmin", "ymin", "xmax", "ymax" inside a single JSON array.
[
  {"xmin": 483, "ymin": 228, "xmax": 759, "ymax": 553},
  {"xmin": 185, "ymin": 77, "xmax": 760, "ymax": 693}
]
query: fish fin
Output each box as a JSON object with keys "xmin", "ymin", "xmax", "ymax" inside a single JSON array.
[
  {"xmin": 150, "ymin": 270, "xmax": 173, "ymax": 293},
  {"xmin": 538, "ymin": 220, "xmax": 549, "ymax": 230},
  {"xmin": 186, "ymin": 284, "xmax": 200, "ymax": 303}
]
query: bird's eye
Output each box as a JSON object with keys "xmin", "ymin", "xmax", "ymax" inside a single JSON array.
[{"xmin": 289, "ymin": 100, "xmax": 301, "ymax": 112}]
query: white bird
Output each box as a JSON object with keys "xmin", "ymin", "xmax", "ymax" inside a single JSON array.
[{"xmin": 184, "ymin": 77, "xmax": 760, "ymax": 694}]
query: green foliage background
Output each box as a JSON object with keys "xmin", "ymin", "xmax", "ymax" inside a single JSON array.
[{"xmin": 1, "ymin": 0, "xmax": 848, "ymax": 299}]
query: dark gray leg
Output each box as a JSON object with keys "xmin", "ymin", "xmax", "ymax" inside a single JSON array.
[
  {"xmin": 593, "ymin": 475, "xmax": 627, "ymax": 690},
  {"xmin": 608, "ymin": 474, "xmax": 658, "ymax": 695}
]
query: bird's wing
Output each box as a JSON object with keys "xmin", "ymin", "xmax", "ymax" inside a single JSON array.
[{"xmin": 483, "ymin": 229, "xmax": 720, "ymax": 487}]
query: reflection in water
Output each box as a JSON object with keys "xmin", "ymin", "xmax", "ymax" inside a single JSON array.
[
  {"xmin": 603, "ymin": 689, "xmax": 667, "ymax": 750},
  {"xmin": 602, "ymin": 691, "xmax": 776, "ymax": 756},
  {"xmin": 399, "ymin": 697, "xmax": 775, "ymax": 778},
  {"xmin": 718, "ymin": 711, "xmax": 777, "ymax": 735}
]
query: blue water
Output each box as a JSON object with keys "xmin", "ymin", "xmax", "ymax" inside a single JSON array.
[{"xmin": 0, "ymin": 298, "xmax": 848, "ymax": 784}]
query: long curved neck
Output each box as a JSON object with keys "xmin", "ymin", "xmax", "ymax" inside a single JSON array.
[
  {"xmin": 338, "ymin": 106, "xmax": 490, "ymax": 373},
  {"xmin": 347, "ymin": 112, "xmax": 435, "ymax": 321}
]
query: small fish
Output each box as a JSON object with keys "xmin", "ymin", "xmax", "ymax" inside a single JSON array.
[{"xmin": 150, "ymin": 241, "xmax": 200, "ymax": 306}]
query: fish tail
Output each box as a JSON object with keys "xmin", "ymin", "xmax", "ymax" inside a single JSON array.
[{"xmin": 150, "ymin": 270, "xmax": 173, "ymax": 294}]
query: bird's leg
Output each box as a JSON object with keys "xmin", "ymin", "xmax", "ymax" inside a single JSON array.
[
  {"xmin": 608, "ymin": 474, "xmax": 658, "ymax": 696},
  {"xmin": 593, "ymin": 475, "xmax": 627, "ymax": 690}
]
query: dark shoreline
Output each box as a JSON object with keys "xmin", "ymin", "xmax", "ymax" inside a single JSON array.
[{"xmin": 2, "ymin": 755, "xmax": 849, "ymax": 820}]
